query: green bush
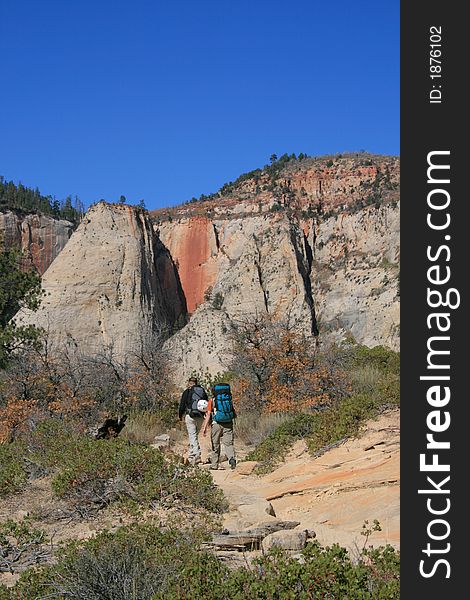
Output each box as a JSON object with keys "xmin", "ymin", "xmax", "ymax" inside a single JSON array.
[
  {"xmin": 0, "ymin": 521, "xmax": 50, "ymax": 578},
  {"xmin": 9, "ymin": 524, "xmax": 225, "ymax": 600},
  {"xmin": 246, "ymin": 413, "xmax": 318, "ymax": 472},
  {"xmin": 306, "ymin": 393, "xmax": 379, "ymax": 455},
  {"xmin": 375, "ymin": 372, "xmax": 400, "ymax": 407},
  {"xmin": 50, "ymin": 436, "xmax": 226, "ymax": 513},
  {"xmin": 0, "ymin": 442, "xmax": 27, "ymax": 497},
  {"xmin": 2, "ymin": 420, "xmax": 226, "ymax": 514},
  {"xmin": 7, "ymin": 526, "xmax": 399, "ymax": 600},
  {"xmin": 351, "ymin": 345, "xmax": 400, "ymax": 375},
  {"xmin": 27, "ymin": 420, "xmax": 83, "ymax": 470},
  {"xmin": 215, "ymin": 542, "xmax": 399, "ymax": 600}
]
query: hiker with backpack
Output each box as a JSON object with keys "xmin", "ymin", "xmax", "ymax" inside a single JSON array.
[
  {"xmin": 178, "ymin": 377, "xmax": 209, "ymax": 465},
  {"xmin": 202, "ymin": 383, "xmax": 236, "ymax": 470}
]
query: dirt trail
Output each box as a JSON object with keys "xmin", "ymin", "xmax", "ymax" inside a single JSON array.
[{"xmin": 201, "ymin": 409, "xmax": 399, "ymax": 552}]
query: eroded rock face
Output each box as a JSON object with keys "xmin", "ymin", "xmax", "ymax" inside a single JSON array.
[
  {"xmin": 0, "ymin": 211, "xmax": 74, "ymax": 274},
  {"xmin": 306, "ymin": 203, "xmax": 400, "ymax": 349},
  {"xmin": 14, "ymin": 155, "xmax": 399, "ymax": 377},
  {"xmin": 17, "ymin": 202, "xmax": 186, "ymax": 360},
  {"xmin": 157, "ymin": 217, "xmax": 218, "ymax": 314},
  {"xmin": 158, "ymin": 213, "xmax": 316, "ymax": 326},
  {"xmin": 159, "ymin": 203, "xmax": 399, "ymax": 379},
  {"xmin": 159, "ymin": 212, "xmax": 319, "ymax": 379}
]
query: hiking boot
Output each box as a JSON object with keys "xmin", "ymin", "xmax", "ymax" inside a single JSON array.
[
  {"xmin": 229, "ymin": 458, "xmax": 236, "ymax": 470},
  {"xmin": 209, "ymin": 465, "xmax": 219, "ymax": 470}
]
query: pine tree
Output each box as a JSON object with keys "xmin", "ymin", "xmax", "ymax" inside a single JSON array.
[{"xmin": 0, "ymin": 246, "xmax": 44, "ymax": 368}]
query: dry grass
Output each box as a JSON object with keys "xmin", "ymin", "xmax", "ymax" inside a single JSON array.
[
  {"xmin": 234, "ymin": 412, "xmax": 292, "ymax": 447},
  {"xmin": 122, "ymin": 411, "xmax": 188, "ymax": 446},
  {"xmin": 121, "ymin": 411, "xmax": 170, "ymax": 444},
  {"xmin": 349, "ymin": 365, "xmax": 382, "ymax": 395}
]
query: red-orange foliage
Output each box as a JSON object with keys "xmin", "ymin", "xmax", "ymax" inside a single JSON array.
[
  {"xmin": 229, "ymin": 317, "xmax": 348, "ymax": 413},
  {"xmin": 0, "ymin": 338, "xmax": 176, "ymax": 442},
  {"xmin": 0, "ymin": 397, "xmax": 37, "ymax": 443}
]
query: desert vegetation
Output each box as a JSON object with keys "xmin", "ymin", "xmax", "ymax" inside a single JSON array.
[
  {"xmin": 1, "ymin": 523, "xmax": 399, "ymax": 599},
  {"xmin": 0, "ymin": 251, "xmax": 399, "ymax": 597},
  {"xmin": 243, "ymin": 337, "xmax": 399, "ymax": 472}
]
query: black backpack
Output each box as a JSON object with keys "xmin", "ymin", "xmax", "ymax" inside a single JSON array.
[{"xmin": 187, "ymin": 386, "xmax": 207, "ymax": 418}]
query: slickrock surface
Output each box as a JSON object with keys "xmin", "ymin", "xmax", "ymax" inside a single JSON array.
[{"xmin": 210, "ymin": 410, "xmax": 399, "ymax": 552}]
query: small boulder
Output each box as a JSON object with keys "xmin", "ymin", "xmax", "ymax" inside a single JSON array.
[
  {"xmin": 235, "ymin": 461, "xmax": 259, "ymax": 476},
  {"xmin": 262, "ymin": 529, "xmax": 309, "ymax": 552},
  {"xmin": 151, "ymin": 433, "xmax": 171, "ymax": 450},
  {"xmin": 237, "ymin": 494, "xmax": 276, "ymax": 522}
]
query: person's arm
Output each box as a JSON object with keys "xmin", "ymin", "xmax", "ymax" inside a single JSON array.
[
  {"xmin": 178, "ymin": 389, "xmax": 188, "ymax": 421},
  {"xmin": 201, "ymin": 399, "xmax": 212, "ymax": 436}
]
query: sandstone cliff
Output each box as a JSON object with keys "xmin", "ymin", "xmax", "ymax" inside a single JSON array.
[
  {"xmin": 17, "ymin": 202, "xmax": 186, "ymax": 360},
  {"xmin": 156, "ymin": 154, "xmax": 399, "ymax": 378},
  {"xmin": 0, "ymin": 210, "xmax": 74, "ymax": 274},
  {"xmin": 15, "ymin": 154, "xmax": 399, "ymax": 378}
]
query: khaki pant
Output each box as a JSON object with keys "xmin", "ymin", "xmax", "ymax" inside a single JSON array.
[
  {"xmin": 210, "ymin": 421, "xmax": 235, "ymax": 467},
  {"xmin": 185, "ymin": 414, "xmax": 204, "ymax": 462}
]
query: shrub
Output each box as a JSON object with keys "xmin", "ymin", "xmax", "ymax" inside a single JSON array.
[
  {"xmin": 306, "ymin": 393, "xmax": 379, "ymax": 455},
  {"xmin": 348, "ymin": 345, "xmax": 400, "ymax": 408},
  {"xmin": 27, "ymin": 420, "xmax": 83, "ymax": 470},
  {"xmin": 211, "ymin": 292, "xmax": 224, "ymax": 310},
  {"xmin": 50, "ymin": 436, "xmax": 226, "ymax": 513},
  {"xmin": 246, "ymin": 413, "xmax": 318, "ymax": 472},
  {"xmin": 1, "ymin": 419, "xmax": 226, "ymax": 513},
  {"xmin": 351, "ymin": 345, "xmax": 400, "ymax": 375},
  {"xmin": 0, "ymin": 441, "xmax": 27, "ymax": 496},
  {"xmin": 216, "ymin": 542, "xmax": 399, "ymax": 599},
  {"xmin": 375, "ymin": 372, "xmax": 400, "ymax": 407},
  {"xmin": 7, "ymin": 526, "xmax": 399, "ymax": 600},
  {"xmin": 10, "ymin": 524, "xmax": 226, "ymax": 600},
  {"xmin": 0, "ymin": 520, "xmax": 50, "ymax": 575},
  {"xmin": 229, "ymin": 316, "xmax": 348, "ymax": 414}
]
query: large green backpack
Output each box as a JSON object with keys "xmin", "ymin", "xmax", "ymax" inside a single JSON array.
[{"xmin": 212, "ymin": 383, "xmax": 235, "ymax": 424}]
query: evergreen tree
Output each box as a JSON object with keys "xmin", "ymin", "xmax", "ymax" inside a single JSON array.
[
  {"xmin": 0, "ymin": 177, "xmax": 83, "ymax": 224},
  {"xmin": 0, "ymin": 246, "xmax": 44, "ymax": 368}
]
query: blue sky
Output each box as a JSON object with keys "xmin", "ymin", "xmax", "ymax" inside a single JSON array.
[{"xmin": 1, "ymin": 0, "xmax": 399, "ymax": 210}]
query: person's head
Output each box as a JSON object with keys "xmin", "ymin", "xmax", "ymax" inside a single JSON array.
[{"xmin": 188, "ymin": 377, "xmax": 197, "ymax": 387}]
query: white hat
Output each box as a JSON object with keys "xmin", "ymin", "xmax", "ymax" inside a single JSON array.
[{"xmin": 197, "ymin": 399, "xmax": 208, "ymax": 412}]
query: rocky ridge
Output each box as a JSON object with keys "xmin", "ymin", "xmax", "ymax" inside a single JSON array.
[
  {"xmin": 157, "ymin": 154, "xmax": 399, "ymax": 377},
  {"xmin": 13, "ymin": 154, "xmax": 400, "ymax": 375}
]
